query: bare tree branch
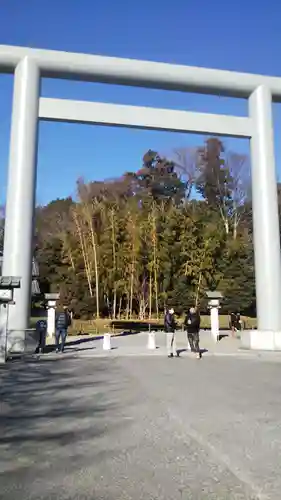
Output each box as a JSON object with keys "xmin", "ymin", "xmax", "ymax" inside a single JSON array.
[{"xmin": 168, "ymin": 147, "xmax": 199, "ymax": 199}]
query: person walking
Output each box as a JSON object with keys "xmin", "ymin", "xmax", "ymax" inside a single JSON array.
[
  {"xmin": 229, "ymin": 311, "xmax": 242, "ymax": 337},
  {"xmin": 55, "ymin": 306, "xmax": 72, "ymax": 353},
  {"xmin": 229, "ymin": 311, "xmax": 237, "ymax": 337},
  {"xmin": 184, "ymin": 307, "xmax": 202, "ymax": 359},
  {"xmin": 35, "ymin": 319, "xmax": 47, "ymax": 354},
  {"xmin": 164, "ymin": 307, "xmax": 177, "ymax": 358}
]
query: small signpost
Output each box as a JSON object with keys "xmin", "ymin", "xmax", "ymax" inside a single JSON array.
[{"xmin": 0, "ymin": 276, "xmax": 21, "ymax": 363}]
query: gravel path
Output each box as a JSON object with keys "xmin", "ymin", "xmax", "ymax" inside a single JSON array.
[{"xmin": 1, "ymin": 350, "xmax": 281, "ymax": 499}]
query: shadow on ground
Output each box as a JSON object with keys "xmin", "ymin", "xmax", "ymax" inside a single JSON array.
[
  {"xmin": 176, "ymin": 347, "xmax": 208, "ymax": 356},
  {"xmin": 0, "ymin": 357, "xmax": 120, "ymax": 445},
  {"xmin": 41, "ymin": 330, "xmax": 140, "ymax": 354},
  {"xmin": 0, "ymin": 357, "xmax": 127, "ymax": 499}
]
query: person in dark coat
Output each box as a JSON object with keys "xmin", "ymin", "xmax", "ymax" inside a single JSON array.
[
  {"xmin": 229, "ymin": 311, "xmax": 242, "ymax": 337},
  {"xmin": 184, "ymin": 307, "xmax": 202, "ymax": 359},
  {"xmin": 164, "ymin": 307, "xmax": 177, "ymax": 358},
  {"xmin": 55, "ymin": 306, "xmax": 72, "ymax": 353},
  {"xmin": 229, "ymin": 312, "xmax": 237, "ymax": 336},
  {"xmin": 36, "ymin": 319, "xmax": 47, "ymax": 354}
]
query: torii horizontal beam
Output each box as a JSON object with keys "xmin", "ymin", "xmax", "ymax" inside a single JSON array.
[
  {"xmin": 39, "ymin": 98, "xmax": 253, "ymax": 138},
  {"xmin": 1, "ymin": 44, "xmax": 281, "ymax": 100}
]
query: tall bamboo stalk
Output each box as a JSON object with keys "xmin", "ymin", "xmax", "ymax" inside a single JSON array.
[
  {"xmin": 118, "ymin": 295, "xmax": 122, "ymax": 320},
  {"xmin": 72, "ymin": 208, "xmax": 93, "ymax": 297},
  {"xmin": 149, "ymin": 272, "xmax": 152, "ymax": 319},
  {"xmin": 129, "ymin": 257, "xmax": 134, "ymax": 319},
  {"xmin": 82, "ymin": 201, "xmax": 100, "ymax": 318},
  {"xmin": 194, "ymin": 240, "xmax": 210, "ymax": 307},
  {"xmin": 126, "ymin": 291, "xmax": 130, "ymax": 320},
  {"xmin": 151, "ymin": 207, "xmax": 159, "ymax": 319},
  {"xmin": 110, "ymin": 208, "xmax": 117, "ymax": 319}
]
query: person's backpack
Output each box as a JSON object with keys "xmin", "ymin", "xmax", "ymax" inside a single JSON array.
[
  {"xmin": 36, "ymin": 319, "xmax": 47, "ymax": 332},
  {"xmin": 66, "ymin": 311, "xmax": 72, "ymax": 327}
]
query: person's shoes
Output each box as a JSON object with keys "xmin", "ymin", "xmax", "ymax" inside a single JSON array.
[
  {"xmin": 55, "ymin": 348, "xmax": 59, "ymax": 353},
  {"xmin": 168, "ymin": 353, "xmax": 174, "ymax": 358}
]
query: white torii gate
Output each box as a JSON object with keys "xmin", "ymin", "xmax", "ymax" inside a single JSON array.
[{"xmin": 0, "ymin": 45, "xmax": 281, "ymax": 353}]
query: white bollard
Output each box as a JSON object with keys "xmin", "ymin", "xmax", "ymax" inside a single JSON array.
[
  {"xmin": 210, "ymin": 306, "xmax": 219, "ymax": 342},
  {"xmin": 103, "ymin": 333, "xmax": 111, "ymax": 350},
  {"xmin": 147, "ymin": 331, "xmax": 156, "ymax": 350}
]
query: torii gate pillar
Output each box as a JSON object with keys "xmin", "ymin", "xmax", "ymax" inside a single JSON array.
[
  {"xmin": 242, "ymin": 85, "xmax": 281, "ymax": 349},
  {"xmin": 1, "ymin": 57, "xmax": 39, "ymax": 353}
]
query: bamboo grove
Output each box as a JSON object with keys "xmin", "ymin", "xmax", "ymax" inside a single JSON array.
[{"xmin": 27, "ymin": 138, "xmax": 264, "ymax": 319}]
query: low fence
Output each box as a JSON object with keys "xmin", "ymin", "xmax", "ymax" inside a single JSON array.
[{"xmin": 68, "ymin": 316, "xmax": 256, "ymax": 336}]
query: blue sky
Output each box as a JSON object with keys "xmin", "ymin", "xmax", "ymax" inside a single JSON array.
[{"xmin": 0, "ymin": 0, "xmax": 280, "ymax": 205}]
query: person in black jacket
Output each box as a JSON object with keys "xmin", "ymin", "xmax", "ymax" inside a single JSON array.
[
  {"xmin": 55, "ymin": 306, "xmax": 72, "ymax": 353},
  {"xmin": 164, "ymin": 308, "xmax": 177, "ymax": 358},
  {"xmin": 229, "ymin": 311, "xmax": 242, "ymax": 337},
  {"xmin": 184, "ymin": 307, "xmax": 202, "ymax": 359},
  {"xmin": 35, "ymin": 319, "xmax": 47, "ymax": 354}
]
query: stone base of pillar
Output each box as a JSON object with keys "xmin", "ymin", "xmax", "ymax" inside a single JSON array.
[
  {"xmin": 6, "ymin": 330, "xmax": 25, "ymax": 354},
  {"xmin": 241, "ymin": 330, "xmax": 281, "ymax": 350}
]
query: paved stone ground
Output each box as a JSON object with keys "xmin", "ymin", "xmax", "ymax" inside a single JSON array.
[
  {"xmin": 41, "ymin": 329, "xmax": 281, "ymax": 361},
  {"xmin": 1, "ymin": 333, "xmax": 281, "ymax": 499}
]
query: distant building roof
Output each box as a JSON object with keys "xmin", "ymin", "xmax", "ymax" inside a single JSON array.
[
  {"xmin": 32, "ymin": 259, "xmax": 39, "ymax": 277},
  {"xmin": 206, "ymin": 290, "xmax": 224, "ymax": 299},
  {"xmin": 0, "ymin": 254, "xmax": 41, "ymax": 296},
  {"xmin": 31, "ymin": 279, "xmax": 40, "ymax": 295}
]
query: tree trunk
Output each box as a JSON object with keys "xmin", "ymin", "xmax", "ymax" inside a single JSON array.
[
  {"xmin": 195, "ymin": 271, "xmax": 203, "ymax": 307},
  {"xmin": 90, "ymin": 226, "xmax": 100, "ymax": 318},
  {"xmin": 68, "ymin": 248, "xmax": 75, "ymax": 271},
  {"xmin": 194, "ymin": 240, "xmax": 209, "ymax": 306},
  {"xmin": 149, "ymin": 273, "xmax": 152, "ymax": 320},
  {"xmin": 118, "ymin": 295, "xmax": 122, "ymax": 320},
  {"xmin": 129, "ymin": 259, "xmax": 134, "ymax": 319},
  {"xmin": 139, "ymin": 295, "xmax": 146, "ymax": 320},
  {"xmin": 85, "ymin": 203, "xmax": 100, "ymax": 318},
  {"xmin": 233, "ymin": 209, "xmax": 238, "ymax": 240},
  {"xmin": 152, "ymin": 212, "xmax": 159, "ymax": 320},
  {"xmin": 154, "ymin": 272, "xmax": 159, "ymax": 320},
  {"xmin": 62, "ymin": 233, "xmax": 76, "ymax": 271},
  {"xmin": 111, "ymin": 209, "xmax": 117, "ymax": 319},
  {"xmin": 113, "ymin": 288, "xmax": 117, "ymax": 320},
  {"xmin": 126, "ymin": 291, "xmax": 130, "ymax": 320},
  {"xmin": 72, "ymin": 209, "xmax": 93, "ymax": 297}
]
